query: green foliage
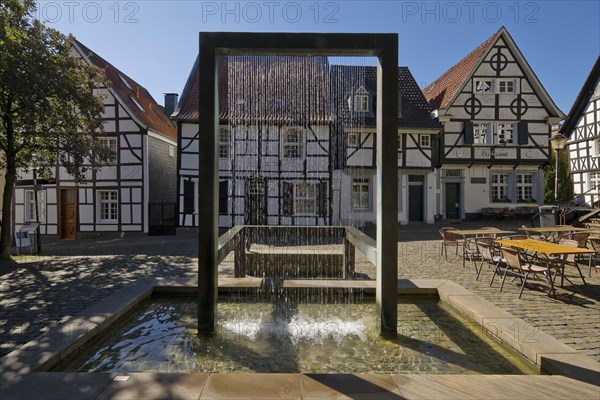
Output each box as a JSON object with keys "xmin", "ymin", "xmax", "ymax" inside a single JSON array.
[
  {"xmin": 0, "ymin": 0, "xmax": 111, "ymax": 257},
  {"xmin": 543, "ymin": 149, "xmax": 573, "ymax": 205}
]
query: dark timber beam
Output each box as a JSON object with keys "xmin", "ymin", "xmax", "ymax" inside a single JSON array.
[{"xmin": 197, "ymin": 32, "xmax": 398, "ymax": 335}]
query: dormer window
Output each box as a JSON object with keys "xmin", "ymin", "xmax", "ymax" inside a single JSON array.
[
  {"xmin": 354, "ymin": 95, "xmax": 369, "ymax": 112},
  {"xmin": 351, "ymin": 85, "xmax": 370, "ymax": 112}
]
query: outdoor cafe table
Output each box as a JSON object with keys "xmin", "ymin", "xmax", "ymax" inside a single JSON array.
[
  {"xmin": 449, "ymin": 228, "xmax": 515, "ymax": 268},
  {"xmin": 495, "ymin": 238, "xmax": 595, "ymax": 286},
  {"xmin": 519, "ymin": 226, "xmax": 592, "ymax": 241}
]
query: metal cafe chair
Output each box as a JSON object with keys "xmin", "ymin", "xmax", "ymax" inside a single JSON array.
[
  {"xmin": 500, "ymin": 247, "xmax": 555, "ymax": 298},
  {"xmin": 475, "ymin": 240, "xmax": 505, "ymax": 282},
  {"xmin": 439, "ymin": 227, "xmax": 464, "ymax": 259}
]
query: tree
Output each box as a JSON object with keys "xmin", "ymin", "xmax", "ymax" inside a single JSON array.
[
  {"xmin": 0, "ymin": 0, "xmax": 111, "ymax": 258},
  {"xmin": 543, "ymin": 148, "xmax": 573, "ymax": 205}
]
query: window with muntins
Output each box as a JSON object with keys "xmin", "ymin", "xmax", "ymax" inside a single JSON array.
[
  {"xmin": 354, "ymin": 95, "xmax": 369, "ymax": 112},
  {"xmin": 294, "ymin": 182, "xmax": 316, "ymax": 215},
  {"xmin": 352, "ymin": 178, "xmax": 370, "ymax": 210},
  {"xmin": 498, "ymin": 79, "xmax": 516, "ymax": 94},
  {"xmin": 590, "ymin": 172, "xmax": 600, "ymax": 192},
  {"xmin": 473, "ymin": 123, "xmax": 490, "ymax": 144},
  {"xmin": 491, "ymin": 173, "xmax": 510, "ymax": 201},
  {"xmin": 100, "ymin": 137, "xmax": 117, "ymax": 163},
  {"xmin": 347, "ymin": 132, "xmax": 360, "ymax": 147},
  {"xmin": 495, "ymin": 123, "xmax": 514, "ymax": 144},
  {"xmin": 420, "ymin": 135, "xmax": 431, "ymax": 148},
  {"xmin": 283, "ymin": 128, "xmax": 303, "ymax": 159},
  {"xmin": 98, "ymin": 190, "xmax": 118, "ymax": 222},
  {"xmin": 474, "ymin": 80, "xmax": 493, "ymax": 93},
  {"xmin": 25, "ymin": 190, "xmax": 46, "ymax": 222},
  {"xmin": 516, "ymin": 173, "xmax": 533, "ymax": 201},
  {"xmin": 219, "ymin": 127, "xmax": 230, "ymax": 158}
]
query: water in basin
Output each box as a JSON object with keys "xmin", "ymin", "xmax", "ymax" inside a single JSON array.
[{"xmin": 56, "ymin": 295, "xmax": 537, "ymax": 374}]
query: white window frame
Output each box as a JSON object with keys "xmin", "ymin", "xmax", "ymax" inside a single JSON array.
[
  {"xmin": 474, "ymin": 80, "xmax": 494, "ymax": 93},
  {"xmin": 100, "ymin": 137, "xmax": 117, "ymax": 163},
  {"xmin": 354, "ymin": 95, "xmax": 369, "ymax": 112},
  {"xmin": 25, "ymin": 190, "xmax": 46, "ymax": 222},
  {"xmin": 219, "ymin": 127, "xmax": 230, "ymax": 159},
  {"xmin": 97, "ymin": 190, "xmax": 118, "ymax": 222},
  {"xmin": 294, "ymin": 182, "xmax": 316, "ymax": 215},
  {"xmin": 590, "ymin": 172, "xmax": 600, "ymax": 192},
  {"xmin": 491, "ymin": 173, "xmax": 510, "ymax": 202},
  {"xmin": 282, "ymin": 127, "xmax": 303, "ymax": 159},
  {"xmin": 347, "ymin": 132, "xmax": 360, "ymax": 147},
  {"xmin": 419, "ymin": 134, "xmax": 431, "ymax": 148},
  {"xmin": 495, "ymin": 123, "xmax": 515, "ymax": 145},
  {"xmin": 516, "ymin": 173, "xmax": 534, "ymax": 202},
  {"xmin": 497, "ymin": 79, "xmax": 517, "ymax": 94},
  {"xmin": 473, "ymin": 123, "xmax": 490, "ymax": 144},
  {"xmin": 352, "ymin": 178, "xmax": 370, "ymax": 210}
]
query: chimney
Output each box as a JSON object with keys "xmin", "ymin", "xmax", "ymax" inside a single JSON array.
[{"xmin": 164, "ymin": 93, "xmax": 179, "ymax": 117}]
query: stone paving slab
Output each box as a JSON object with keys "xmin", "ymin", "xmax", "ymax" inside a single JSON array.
[
  {"xmin": 95, "ymin": 373, "xmax": 209, "ymax": 400},
  {"xmin": 1, "ymin": 373, "xmax": 599, "ymax": 400}
]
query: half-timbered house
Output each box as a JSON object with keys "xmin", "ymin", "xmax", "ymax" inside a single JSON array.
[
  {"xmin": 12, "ymin": 39, "xmax": 177, "ymax": 237},
  {"xmin": 330, "ymin": 65, "xmax": 442, "ymax": 225},
  {"xmin": 423, "ymin": 27, "xmax": 565, "ymax": 220},
  {"xmin": 561, "ymin": 55, "xmax": 600, "ymax": 207},
  {"xmin": 173, "ymin": 56, "xmax": 331, "ymax": 228}
]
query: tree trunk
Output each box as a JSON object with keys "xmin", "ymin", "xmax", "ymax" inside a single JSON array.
[{"xmin": 1, "ymin": 155, "xmax": 16, "ymax": 259}]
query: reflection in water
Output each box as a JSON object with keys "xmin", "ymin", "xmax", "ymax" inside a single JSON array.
[{"xmin": 56, "ymin": 296, "xmax": 537, "ymax": 374}]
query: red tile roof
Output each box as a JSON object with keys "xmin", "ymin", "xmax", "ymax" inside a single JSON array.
[
  {"xmin": 73, "ymin": 39, "xmax": 177, "ymax": 141},
  {"xmin": 423, "ymin": 31, "xmax": 497, "ymax": 111}
]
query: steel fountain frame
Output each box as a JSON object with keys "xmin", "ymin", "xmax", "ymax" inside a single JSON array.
[{"xmin": 197, "ymin": 32, "xmax": 398, "ymax": 336}]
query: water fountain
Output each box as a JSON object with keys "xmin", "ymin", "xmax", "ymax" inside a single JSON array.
[{"xmin": 196, "ymin": 32, "xmax": 399, "ymax": 336}]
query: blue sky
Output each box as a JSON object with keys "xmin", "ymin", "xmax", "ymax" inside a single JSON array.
[{"xmin": 36, "ymin": 0, "xmax": 599, "ymax": 115}]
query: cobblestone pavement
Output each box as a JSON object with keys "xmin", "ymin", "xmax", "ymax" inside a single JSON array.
[{"xmin": 1, "ymin": 221, "xmax": 599, "ymax": 363}]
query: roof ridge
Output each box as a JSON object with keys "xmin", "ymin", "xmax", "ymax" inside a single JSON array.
[
  {"xmin": 422, "ymin": 29, "xmax": 499, "ymax": 110},
  {"xmin": 71, "ymin": 37, "xmax": 176, "ymax": 140}
]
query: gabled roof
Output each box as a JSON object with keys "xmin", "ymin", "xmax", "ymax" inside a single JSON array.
[
  {"xmin": 72, "ymin": 39, "xmax": 177, "ymax": 141},
  {"xmin": 559, "ymin": 55, "xmax": 600, "ymax": 137},
  {"xmin": 423, "ymin": 27, "xmax": 564, "ymax": 118},
  {"xmin": 330, "ymin": 65, "xmax": 442, "ymax": 130},
  {"xmin": 423, "ymin": 32, "xmax": 496, "ymax": 111},
  {"xmin": 172, "ymin": 55, "xmax": 331, "ymax": 125}
]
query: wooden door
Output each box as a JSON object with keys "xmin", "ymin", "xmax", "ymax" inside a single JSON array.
[
  {"xmin": 60, "ymin": 188, "xmax": 77, "ymax": 239},
  {"xmin": 408, "ymin": 184, "xmax": 424, "ymax": 221},
  {"xmin": 244, "ymin": 178, "xmax": 267, "ymax": 225},
  {"xmin": 445, "ymin": 183, "xmax": 460, "ymax": 220}
]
